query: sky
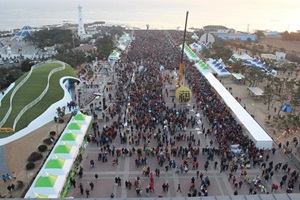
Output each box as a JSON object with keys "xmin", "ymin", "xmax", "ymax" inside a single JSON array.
[{"xmin": 0, "ymin": 0, "xmax": 299, "ymax": 32}]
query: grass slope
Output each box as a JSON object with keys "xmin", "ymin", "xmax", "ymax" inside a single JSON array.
[
  {"xmin": 15, "ymin": 64, "xmax": 77, "ymax": 131},
  {"xmin": 0, "ymin": 73, "xmax": 28, "ymax": 121},
  {"xmin": 0, "ymin": 62, "xmax": 77, "ymax": 132}
]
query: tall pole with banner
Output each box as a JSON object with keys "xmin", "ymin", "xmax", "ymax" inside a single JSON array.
[{"xmin": 175, "ymin": 11, "xmax": 192, "ymax": 104}]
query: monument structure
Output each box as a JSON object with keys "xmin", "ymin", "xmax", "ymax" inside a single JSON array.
[{"xmin": 77, "ymin": 5, "xmax": 91, "ymax": 40}]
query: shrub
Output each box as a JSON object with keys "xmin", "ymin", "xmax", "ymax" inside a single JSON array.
[
  {"xmin": 49, "ymin": 131, "xmax": 56, "ymax": 136},
  {"xmin": 43, "ymin": 138, "xmax": 53, "ymax": 145},
  {"xmin": 16, "ymin": 180, "xmax": 24, "ymax": 190},
  {"xmin": 26, "ymin": 162, "xmax": 35, "ymax": 170},
  {"xmin": 38, "ymin": 144, "xmax": 47, "ymax": 152},
  {"xmin": 27, "ymin": 152, "xmax": 43, "ymax": 162}
]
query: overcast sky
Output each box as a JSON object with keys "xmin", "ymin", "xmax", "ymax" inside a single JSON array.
[{"xmin": 0, "ymin": 0, "xmax": 299, "ymax": 32}]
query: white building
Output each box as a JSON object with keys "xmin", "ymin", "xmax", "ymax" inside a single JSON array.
[
  {"xmin": 261, "ymin": 54, "xmax": 276, "ymax": 60},
  {"xmin": 203, "ymin": 25, "xmax": 234, "ymax": 34},
  {"xmin": 77, "ymin": 5, "xmax": 91, "ymax": 40},
  {"xmin": 77, "ymin": 5, "xmax": 86, "ymax": 37},
  {"xmin": 275, "ymin": 52, "xmax": 286, "ymax": 61}
]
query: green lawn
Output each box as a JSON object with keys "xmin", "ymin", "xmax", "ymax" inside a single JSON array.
[
  {"xmin": 0, "ymin": 62, "xmax": 77, "ymax": 132},
  {"xmin": 0, "ymin": 132, "xmax": 14, "ymax": 139},
  {"xmin": 0, "ymin": 73, "xmax": 28, "ymax": 121}
]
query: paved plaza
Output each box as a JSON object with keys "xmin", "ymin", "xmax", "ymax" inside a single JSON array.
[{"xmin": 67, "ymin": 66, "xmax": 300, "ymax": 198}]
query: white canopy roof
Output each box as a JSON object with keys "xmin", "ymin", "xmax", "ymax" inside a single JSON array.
[
  {"xmin": 231, "ymin": 73, "xmax": 245, "ymax": 80},
  {"xmin": 25, "ymin": 112, "xmax": 92, "ymax": 198},
  {"xmin": 248, "ymin": 87, "xmax": 264, "ymax": 96},
  {"xmin": 206, "ymin": 59, "xmax": 231, "ymax": 76},
  {"xmin": 201, "ymin": 71, "xmax": 272, "ymax": 149}
]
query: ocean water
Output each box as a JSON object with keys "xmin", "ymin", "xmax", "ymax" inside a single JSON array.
[{"xmin": 0, "ymin": 0, "xmax": 299, "ymax": 32}]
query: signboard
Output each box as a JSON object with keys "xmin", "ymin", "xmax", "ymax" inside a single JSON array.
[{"xmin": 175, "ymin": 86, "xmax": 192, "ymax": 103}]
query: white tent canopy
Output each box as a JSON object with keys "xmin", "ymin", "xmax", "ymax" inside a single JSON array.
[
  {"xmin": 44, "ymin": 156, "xmax": 74, "ymax": 176},
  {"xmin": 231, "ymin": 73, "xmax": 245, "ymax": 80},
  {"xmin": 26, "ymin": 172, "xmax": 66, "ymax": 198},
  {"xmin": 190, "ymin": 42, "xmax": 202, "ymax": 52},
  {"xmin": 108, "ymin": 50, "xmax": 120, "ymax": 62},
  {"xmin": 206, "ymin": 58, "xmax": 231, "ymax": 76},
  {"xmin": 200, "ymin": 71, "xmax": 272, "ymax": 149},
  {"xmin": 25, "ymin": 112, "xmax": 92, "ymax": 198},
  {"xmin": 182, "ymin": 44, "xmax": 200, "ymax": 62}
]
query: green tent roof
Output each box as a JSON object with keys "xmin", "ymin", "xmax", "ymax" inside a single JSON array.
[
  {"xmin": 74, "ymin": 113, "xmax": 87, "ymax": 121},
  {"xmin": 35, "ymin": 174, "xmax": 57, "ymax": 187},
  {"xmin": 184, "ymin": 44, "xmax": 198, "ymax": 58},
  {"xmin": 54, "ymin": 144, "xmax": 72, "ymax": 154},
  {"xmin": 200, "ymin": 63, "xmax": 210, "ymax": 70},
  {"xmin": 68, "ymin": 122, "xmax": 82, "ymax": 130},
  {"xmin": 45, "ymin": 158, "xmax": 65, "ymax": 169},
  {"xmin": 109, "ymin": 51, "xmax": 119, "ymax": 57},
  {"xmin": 62, "ymin": 133, "xmax": 78, "ymax": 141}
]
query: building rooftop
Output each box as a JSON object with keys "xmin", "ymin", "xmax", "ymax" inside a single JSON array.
[
  {"xmin": 203, "ymin": 25, "xmax": 229, "ymax": 30},
  {"xmin": 74, "ymin": 44, "xmax": 96, "ymax": 51},
  {"xmin": 12, "ymin": 26, "xmax": 34, "ymax": 41},
  {"xmin": 214, "ymin": 32, "xmax": 252, "ymax": 36}
]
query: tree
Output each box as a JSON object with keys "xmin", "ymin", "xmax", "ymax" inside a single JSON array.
[
  {"xmin": 246, "ymin": 68, "xmax": 265, "ymax": 87},
  {"xmin": 201, "ymin": 48, "xmax": 211, "ymax": 59},
  {"xmin": 56, "ymin": 106, "xmax": 65, "ymax": 119},
  {"xmin": 254, "ymin": 30, "xmax": 264, "ymax": 40},
  {"xmin": 87, "ymin": 69, "xmax": 94, "ymax": 79},
  {"xmin": 0, "ymin": 66, "xmax": 24, "ymax": 89},
  {"xmin": 54, "ymin": 50, "xmax": 86, "ymax": 68},
  {"xmin": 210, "ymin": 41, "xmax": 233, "ymax": 64},
  {"xmin": 281, "ymin": 31, "xmax": 300, "ymax": 41},
  {"xmin": 96, "ymin": 35, "xmax": 114, "ymax": 59},
  {"xmin": 263, "ymin": 85, "xmax": 275, "ymax": 111},
  {"xmin": 4, "ymin": 68, "xmax": 23, "ymax": 85},
  {"xmin": 289, "ymin": 80, "xmax": 300, "ymax": 114},
  {"xmin": 230, "ymin": 57, "xmax": 247, "ymax": 74},
  {"xmin": 21, "ymin": 59, "xmax": 34, "ymax": 72},
  {"xmin": 25, "ymin": 29, "xmax": 74, "ymax": 48}
]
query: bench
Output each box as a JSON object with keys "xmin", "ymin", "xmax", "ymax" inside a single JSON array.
[{"xmin": 0, "ymin": 127, "xmax": 14, "ymax": 133}]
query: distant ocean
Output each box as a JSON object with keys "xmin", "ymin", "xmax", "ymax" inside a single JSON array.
[{"xmin": 0, "ymin": 0, "xmax": 299, "ymax": 32}]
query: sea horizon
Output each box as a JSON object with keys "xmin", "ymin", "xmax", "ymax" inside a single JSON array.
[{"xmin": 0, "ymin": 0, "xmax": 299, "ymax": 33}]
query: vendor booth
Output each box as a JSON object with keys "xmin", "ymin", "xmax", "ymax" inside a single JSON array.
[{"xmin": 25, "ymin": 112, "xmax": 92, "ymax": 198}]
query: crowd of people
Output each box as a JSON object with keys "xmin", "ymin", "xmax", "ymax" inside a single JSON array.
[{"xmin": 74, "ymin": 29, "xmax": 299, "ymax": 198}]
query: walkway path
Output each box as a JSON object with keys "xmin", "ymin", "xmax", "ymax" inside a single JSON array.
[{"xmin": 0, "ymin": 146, "xmax": 8, "ymax": 175}]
